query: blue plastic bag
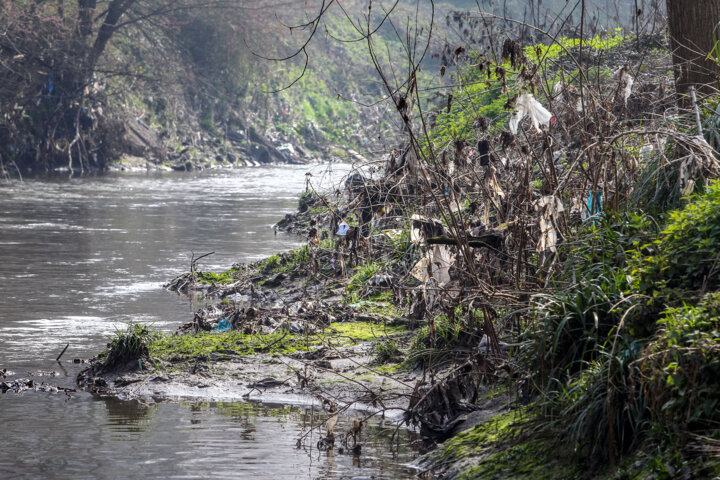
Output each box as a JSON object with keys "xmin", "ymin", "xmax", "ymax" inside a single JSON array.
[
  {"xmin": 336, "ymin": 221, "xmax": 350, "ymax": 236},
  {"xmin": 213, "ymin": 317, "xmax": 232, "ymax": 332}
]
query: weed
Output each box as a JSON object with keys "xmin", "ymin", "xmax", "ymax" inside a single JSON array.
[{"xmin": 102, "ymin": 323, "xmax": 155, "ymax": 370}]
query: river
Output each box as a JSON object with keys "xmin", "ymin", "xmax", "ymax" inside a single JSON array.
[{"xmin": 0, "ymin": 165, "xmax": 421, "ymax": 479}]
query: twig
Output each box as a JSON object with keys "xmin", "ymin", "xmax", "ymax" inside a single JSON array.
[{"xmin": 56, "ymin": 344, "xmax": 69, "ymax": 362}]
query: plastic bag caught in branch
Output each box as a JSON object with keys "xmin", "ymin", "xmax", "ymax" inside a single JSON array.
[
  {"xmin": 614, "ymin": 64, "xmax": 634, "ymax": 105},
  {"xmin": 534, "ymin": 195, "xmax": 565, "ymax": 253},
  {"xmin": 679, "ymin": 135, "xmax": 720, "ymax": 196},
  {"xmin": 509, "ymin": 93, "xmax": 553, "ymax": 135}
]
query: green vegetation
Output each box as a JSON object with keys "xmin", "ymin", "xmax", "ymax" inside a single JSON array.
[
  {"xmin": 258, "ymin": 245, "xmax": 310, "ymax": 275},
  {"xmin": 347, "ymin": 261, "xmax": 384, "ymax": 292},
  {"xmin": 428, "ymin": 31, "xmax": 627, "ymax": 149},
  {"xmin": 149, "ymin": 321, "xmax": 406, "ymax": 361},
  {"xmin": 526, "ymin": 182, "xmax": 720, "ymax": 476},
  {"xmin": 195, "ymin": 268, "xmax": 241, "ymax": 285},
  {"xmin": 455, "ymin": 438, "xmax": 581, "ymax": 480},
  {"xmin": 525, "ymin": 30, "xmax": 625, "ymax": 63},
  {"xmin": 630, "ymin": 181, "xmax": 720, "ymax": 330},
  {"xmin": 409, "ymin": 309, "xmax": 484, "ymax": 367},
  {"xmin": 102, "ymin": 324, "xmax": 156, "ymax": 370}
]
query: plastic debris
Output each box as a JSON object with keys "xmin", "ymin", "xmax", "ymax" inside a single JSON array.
[
  {"xmin": 586, "ymin": 191, "xmax": 603, "ymax": 219},
  {"xmin": 336, "ymin": 221, "xmax": 350, "ymax": 236},
  {"xmin": 410, "ymin": 256, "xmax": 432, "ymax": 282},
  {"xmin": 535, "ymin": 195, "xmax": 565, "ymax": 252},
  {"xmin": 410, "ymin": 214, "xmax": 446, "ymax": 245},
  {"xmin": 484, "ymin": 165, "xmax": 505, "ymax": 200},
  {"xmin": 615, "ymin": 64, "xmax": 634, "ymax": 105},
  {"xmin": 509, "ymin": 93, "xmax": 552, "ymax": 134},
  {"xmin": 213, "ymin": 317, "xmax": 232, "ymax": 332},
  {"xmin": 379, "ymin": 229, "xmax": 403, "ymax": 242},
  {"xmin": 431, "ymin": 245, "xmax": 454, "ymax": 284},
  {"xmin": 678, "ymin": 135, "xmax": 720, "ymax": 196},
  {"xmin": 410, "ymin": 246, "xmax": 454, "ymax": 284}
]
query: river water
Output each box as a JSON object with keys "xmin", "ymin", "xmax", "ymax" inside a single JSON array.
[{"xmin": 0, "ymin": 166, "xmax": 421, "ymax": 479}]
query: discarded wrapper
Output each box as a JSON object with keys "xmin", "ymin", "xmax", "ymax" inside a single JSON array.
[
  {"xmin": 336, "ymin": 221, "xmax": 350, "ymax": 236},
  {"xmin": 509, "ymin": 93, "xmax": 552, "ymax": 135},
  {"xmin": 535, "ymin": 195, "xmax": 565, "ymax": 253}
]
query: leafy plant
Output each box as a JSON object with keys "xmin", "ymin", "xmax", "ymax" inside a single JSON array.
[
  {"xmin": 372, "ymin": 338, "xmax": 402, "ymax": 364},
  {"xmin": 629, "ymin": 180, "xmax": 720, "ymax": 336},
  {"xmin": 409, "ymin": 310, "xmax": 483, "ymax": 368},
  {"xmin": 103, "ymin": 323, "xmax": 155, "ymax": 370},
  {"xmin": 641, "ymin": 293, "xmax": 720, "ymax": 436},
  {"xmin": 347, "ymin": 260, "xmax": 383, "ymax": 293}
]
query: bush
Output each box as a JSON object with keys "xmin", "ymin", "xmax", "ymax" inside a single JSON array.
[
  {"xmin": 641, "ymin": 293, "xmax": 720, "ymax": 436},
  {"xmin": 543, "ymin": 347, "xmax": 647, "ymax": 464},
  {"xmin": 103, "ymin": 323, "xmax": 154, "ymax": 370},
  {"xmin": 529, "ymin": 213, "xmax": 655, "ymax": 386},
  {"xmin": 630, "ymin": 180, "xmax": 720, "ymax": 336},
  {"xmin": 347, "ymin": 261, "xmax": 383, "ymax": 293},
  {"xmin": 409, "ymin": 311, "xmax": 483, "ymax": 367},
  {"xmin": 372, "ymin": 338, "xmax": 402, "ymax": 364}
]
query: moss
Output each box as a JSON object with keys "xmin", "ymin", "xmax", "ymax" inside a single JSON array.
[
  {"xmin": 331, "ymin": 321, "xmax": 405, "ymax": 342},
  {"xmin": 373, "ymin": 362, "xmax": 407, "ymax": 375},
  {"xmin": 149, "ymin": 321, "xmax": 406, "ymax": 362},
  {"xmin": 348, "ymin": 292, "xmax": 399, "ymax": 317},
  {"xmin": 195, "ymin": 268, "xmax": 240, "ymax": 285},
  {"xmin": 457, "ymin": 439, "xmax": 582, "ymax": 480},
  {"xmin": 431, "ymin": 409, "xmax": 584, "ymax": 480},
  {"xmin": 436, "ymin": 410, "xmax": 525, "ymax": 462}
]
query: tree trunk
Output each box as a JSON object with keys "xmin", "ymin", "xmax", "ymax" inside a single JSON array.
[
  {"xmin": 78, "ymin": 0, "xmax": 96, "ymax": 37},
  {"xmin": 666, "ymin": 0, "xmax": 720, "ymax": 96},
  {"xmin": 88, "ymin": 0, "xmax": 137, "ymax": 70}
]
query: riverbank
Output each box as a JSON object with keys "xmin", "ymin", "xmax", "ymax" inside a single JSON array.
[
  {"xmin": 73, "ymin": 30, "xmax": 720, "ymax": 477},
  {"xmin": 76, "ymin": 168, "xmax": 720, "ymax": 479},
  {"xmin": 0, "ymin": 167, "xmax": 434, "ymax": 479},
  {"xmin": 74, "ymin": 182, "xmax": 519, "ymax": 471}
]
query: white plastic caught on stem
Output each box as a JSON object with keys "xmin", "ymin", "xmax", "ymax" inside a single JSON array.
[{"xmin": 509, "ymin": 93, "xmax": 553, "ymax": 134}]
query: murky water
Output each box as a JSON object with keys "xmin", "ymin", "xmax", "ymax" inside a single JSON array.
[{"xmin": 0, "ymin": 166, "xmax": 421, "ymax": 479}]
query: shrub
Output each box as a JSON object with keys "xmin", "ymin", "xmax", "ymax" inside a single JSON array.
[
  {"xmin": 409, "ymin": 311, "xmax": 483, "ymax": 367},
  {"xmin": 629, "ymin": 180, "xmax": 720, "ymax": 336},
  {"xmin": 529, "ymin": 213, "xmax": 655, "ymax": 386},
  {"xmin": 372, "ymin": 338, "xmax": 402, "ymax": 364},
  {"xmin": 641, "ymin": 293, "xmax": 720, "ymax": 436},
  {"xmin": 103, "ymin": 323, "xmax": 154, "ymax": 370}
]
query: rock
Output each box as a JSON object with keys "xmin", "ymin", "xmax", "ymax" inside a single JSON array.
[
  {"xmin": 248, "ymin": 377, "xmax": 287, "ymax": 389},
  {"xmin": 314, "ymin": 360, "xmax": 333, "ymax": 370},
  {"xmin": 262, "ymin": 317, "xmax": 278, "ymax": 328},
  {"xmin": 122, "ymin": 119, "xmax": 162, "ymax": 157},
  {"xmin": 263, "ymin": 272, "xmax": 286, "ymax": 287}
]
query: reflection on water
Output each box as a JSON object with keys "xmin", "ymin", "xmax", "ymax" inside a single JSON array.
[
  {"xmin": 0, "ymin": 166, "xmax": 420, "ymax": 479},
  {"xmin": 1, "ymin": 393, "xmax": 420, "ymax": 479}
]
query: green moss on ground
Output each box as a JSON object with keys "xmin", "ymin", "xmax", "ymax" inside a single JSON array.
[
  {"xmin": 431, "ymin": 410, "xmax": 584, "ymax": 480},
  {"xmin": 194, "ymin": 268, "xmax": 241, "ymax": 285},
  {"xmin": 149, "ymin": 321, "xmax": 406, "ymax": 361}
]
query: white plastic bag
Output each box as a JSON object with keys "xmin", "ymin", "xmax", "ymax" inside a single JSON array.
[{"xmin": 509, "ymin": 93, "xmax": 553, "ymax": 134}]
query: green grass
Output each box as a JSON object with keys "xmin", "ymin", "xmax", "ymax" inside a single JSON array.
[
  {"xmin": 255, "ymin": 245, "xmax": 310, "ymax": 276},
  {"xmin": 102, "ymin": 323, "xmax": 156, "ymax": 369}
]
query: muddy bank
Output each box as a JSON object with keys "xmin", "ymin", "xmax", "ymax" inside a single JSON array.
[{"xmin": 76, "ymin": 223, "xmax": 425, "ymax": 416}]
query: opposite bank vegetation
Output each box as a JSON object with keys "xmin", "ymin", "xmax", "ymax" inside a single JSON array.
[{"xmin": 80, "ymin": 10, "xmax": 720, "ymax": 480}]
